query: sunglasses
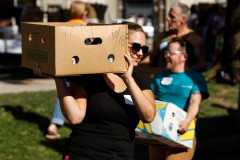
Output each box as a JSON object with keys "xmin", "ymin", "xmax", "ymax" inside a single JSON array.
[
  {"xmin": 164, "ymin": 50, "xmax": 183, "ymax": 56},
  {"xmin": 128, "ymin": 42, "xmax": 149, "ymax": 56}
]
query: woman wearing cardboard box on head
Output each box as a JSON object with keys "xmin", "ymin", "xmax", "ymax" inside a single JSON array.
[{"xmin": 33, "ymin": 22, "xmax": 156, "ymax": 160}]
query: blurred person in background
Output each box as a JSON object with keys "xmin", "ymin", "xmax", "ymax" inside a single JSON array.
[
  {"xmin": 142, "ymin": 3, "xmax": 206, "ymax": 72},
  {"xmin": 203, "ymin": 3, "xmax": 226, "ymax": 63},
  {"xmin": 187, "ymin": 4, "xmax": 199, "ymax": 32}
]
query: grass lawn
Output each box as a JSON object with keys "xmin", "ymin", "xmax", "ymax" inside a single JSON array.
[
  {"xmin": 0, "ymin": 57, "xmax": 240, "ymax": 159},
  {"xmin": 1, "ymin": 82, "xmax": 239, "ymax": 160},
  {"xmin": 0, "ymin": 91, "xmax": 72, "ymax": 160},
  {"xmin": 198, "ymin": 81, "xmax": 239, "ymax": 140},
  {"xmin": 0, "ymin": 55, "xmax": 39, "ymax": 80}
]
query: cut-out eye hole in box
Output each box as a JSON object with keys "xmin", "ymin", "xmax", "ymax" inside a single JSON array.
[
  {"xmin": 21, "ymin": 22, "xmax": 128, "ymax": 76},
  {"xmin": 41, "ymin": 35, "xmax": 45, "ymax": 44},
  {"xmin": 28, "ymin": 33, "xmax": 46, "ymax": 44},
  {"xmin": 84, "ymin": 37, "xmax": 102, "ymax": 45}
]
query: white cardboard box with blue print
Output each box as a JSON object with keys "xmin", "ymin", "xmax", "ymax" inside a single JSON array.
[
  {"xmin": 21, "ymin": 22, "xmax": 128, "ymax": 76},
  {"xmin": 135, "ymin": 100, "xmax": 195, "ymax": 148}
]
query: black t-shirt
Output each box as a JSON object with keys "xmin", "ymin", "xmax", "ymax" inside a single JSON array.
[{"xmin": 64, "ymin": 74, "xmax": 151, "ymax": 160}]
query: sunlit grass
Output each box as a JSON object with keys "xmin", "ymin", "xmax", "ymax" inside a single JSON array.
[
  {"xmin": 0, "ymin": 63, "xmax": 239, "ymax": 159},
  {"xmin": 0, "ymin": 91, "xmax": 71, "ymax": 160}
]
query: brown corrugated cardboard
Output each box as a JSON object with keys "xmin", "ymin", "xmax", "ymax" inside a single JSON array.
[{"xmin": 21, "ymin": 22, "xmax": 128, "ymax": 76}]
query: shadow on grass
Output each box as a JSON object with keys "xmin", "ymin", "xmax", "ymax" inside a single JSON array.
[
  {"xmin": 194, "ymin": 116, "xmax": 240, "ymax": 160},
  {"xmin": 198, "ymin": 115, "xmax": 238, "ymax": 139},
  {"xmin": 0, "ymin": 54, "xmax": 41, "ymax": 80},
  {"xmin": 0, "ymin": 67, "xmax": 38, "ymax": 80},
  {"xmin": 198, "ymin": 103, "xmax": 238, "ymax": 140},
  {"xmin": 1, "ymin": 105, "xmax": 72, "ymax": 154},
  {"xmin": 212, "ymin": 103, "xmax": 237, "ymax": 115},
  {"xmin": 194, "ymin": 134, "xmax": 240, "ymax": 160},
  {"xmin": 134, "ymin": 114, "xmax": 240, "ymax": 160},
  {"xmin": 2, "ymin": 105, "xmax": 50, "ymax": 133},
  {"xmin": 134, "ymin": 106, "xmax": 240, "ymax": 160},
  {"xmin": 40, "ymin": 138, "xmax": 69, "ymax": 154},
  {"xmin": 2, "ymin": 103, "xmax": 240, "ymax": 159},
  {"xmin": 194, "ymin": 110, "xmax": 240, "ymax": 160},
  {"xmin": 197, "ymin": 102, "xmax": 239, "ymax": 139}
]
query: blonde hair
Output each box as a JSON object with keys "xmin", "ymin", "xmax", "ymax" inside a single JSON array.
[{"xmin": 70, "ymin": 1, "xmax": 87, "ymax": 19}]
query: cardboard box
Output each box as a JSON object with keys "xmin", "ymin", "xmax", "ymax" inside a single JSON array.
[
  {"xmin": 135, "ymin": 100, "xmax": 195, "ymax": 148},
  {"xmin": 21, "ymin": 22, "xmax": 128, "ymax": 76}
]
